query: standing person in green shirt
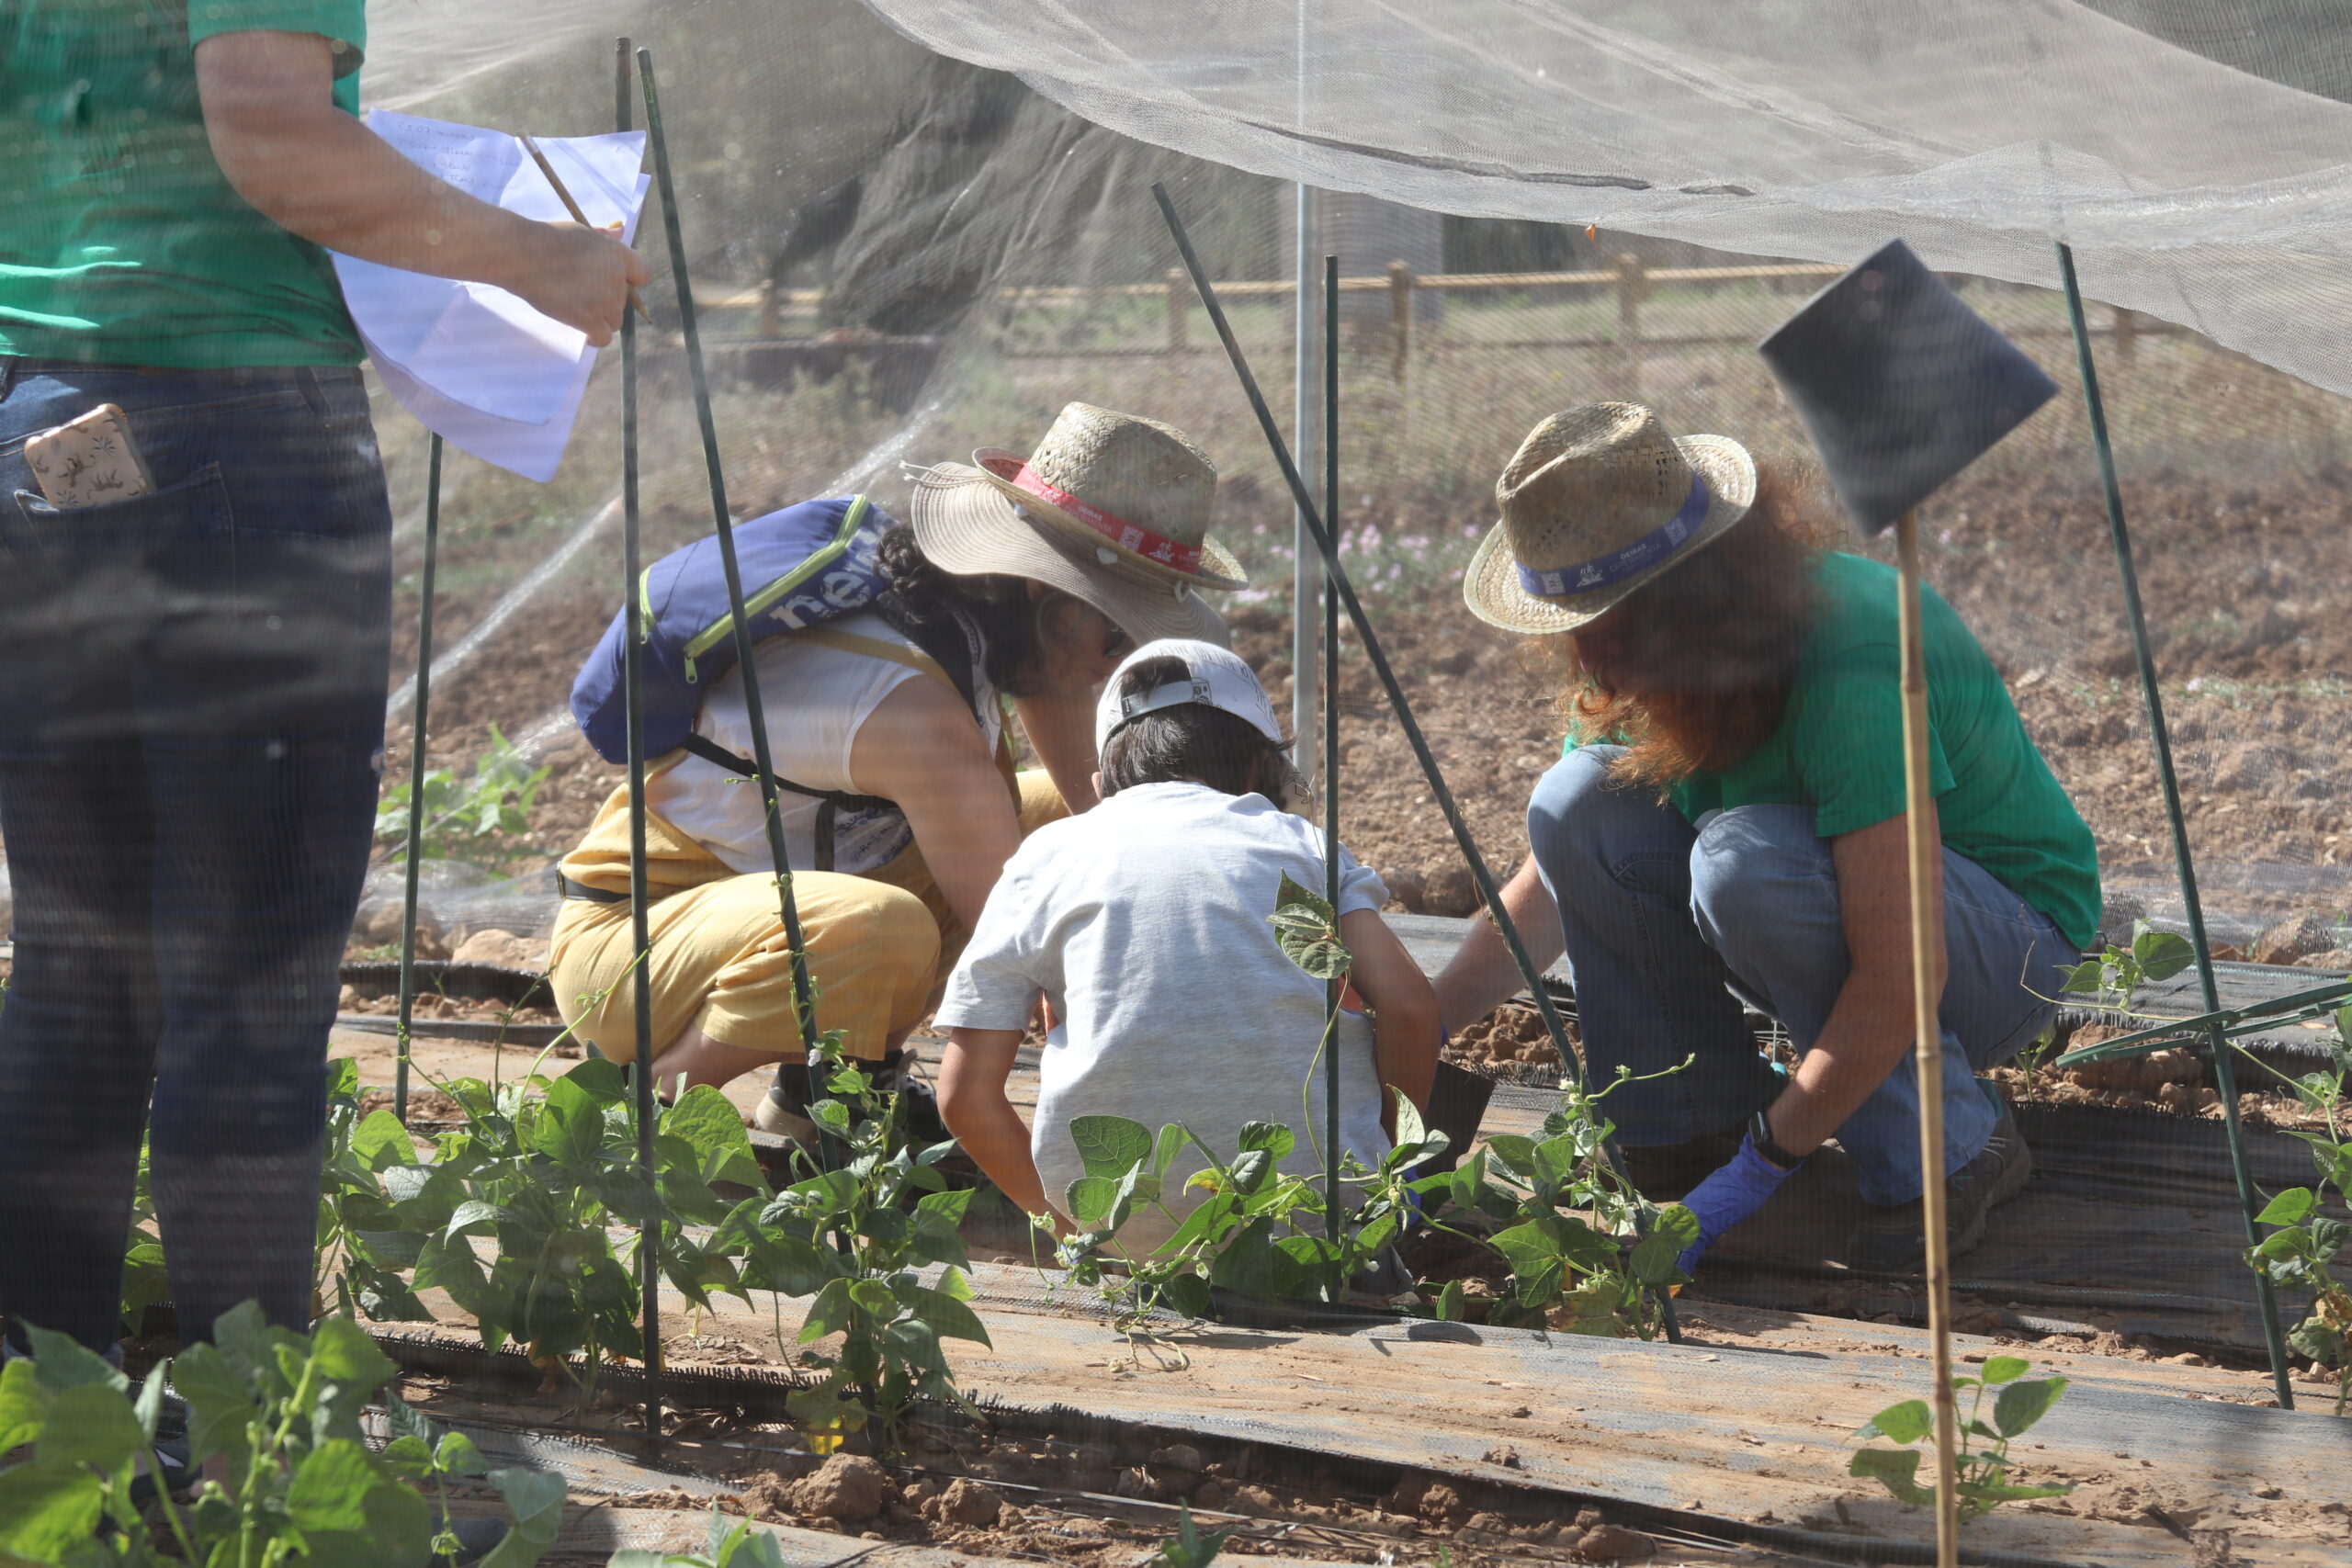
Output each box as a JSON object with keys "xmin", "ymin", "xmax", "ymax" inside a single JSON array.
[
  {"xmin": 0, "ymin": 0, "xmax": 646, "ymax": 1368},
  {"xmin": 1434, "ymin": 403, "xmax": 2100, "ymax": 1274}
]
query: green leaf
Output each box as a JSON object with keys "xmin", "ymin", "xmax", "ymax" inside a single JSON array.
[
  {"xmin": 380, "ymin": 1434, "xmax": 435, "ymax": 1483},
  {"xmin": 0, "ymin": 1361, "xmax": 48, "ymax": 1454},
  {"xmin": 1269, "ymin": 873, "xmax": 1351, "ymax": 979},
  {"xmin": 1151, "ymin": 1123, "xmax": 1191, "ymax": 1180},
  {"xmin": 0, "ymin": 1465, "xmax": 105, "ymax": 1561},
  {"xmin": 1992, "ymin": 1376, "xmax": 2068, "ymax": 1438},
  {"xmin": 288, "ymin": 1438, "xmax": 435, "ymax": 1568},
  {"xmin": 1436, "ymin": 1280, "xmax": 1465, "ymax": 1322},
  {"xmin": 19, "ymin": 1326, "xmax": 126, "ymax": 1396},
  {"xmin": 1235, "ymin": 1122, "xmax": 1296, "ymax": 1161},
  {"xmin": 348, "ymin": 1109, "xmax": 419, "ymax": 1172},
  {"xmin": 1227, "ymin": 1148, "xmax": 1272, "ymax": 1195},
  {"xmin": 662, "ymin": 1086, "xmax": 765, "ymax": 1190},
  {"xmin": 34, "ymin": 1382, "xmax": 144, "ymax": 1474},
  {"xmin": 798, "ymin": 1278, "xmax": 854, "ymax": 1343},
  {"xmin": 310, "ymin": 1314, "xmax": 400, "ymax": 1396},
  {"xmin": 434, "ymin": 1430, "xmax": 489, "ymax": 1479},
  {"xmin": 1860, "ymin": 1398, "xmax": 1933, "ymax": 1445},
  {"xmin": 478, "ymin": 1466, "xmax": 570, "ymax": 1568},
  {"xmin": 1069, "ymin": 1115, "xmax": 1154, "ymax": 1179},
  {"xmin": 1484, "ymin": 1134, "xmax": 1538, "ymax": 1178},
  {"xmin": 1849, "ymin": 1447, "xmax": 1935, "ymax": 1507},
  {"xmin": 2258, "ymin": 1188, "xmax": 2319, "ymax": 1226},
  {"xmin": 170, "ymin": 1341, "xmax": 261, "ymax": 1465},
  {"xmin": 901, "ymin": 1286, "xmax": 992, "ymax": 1348},
  {"xmin": 1979, "ymin": 1355, "xmax": 2030, "ymax": 1385},
  {"xmin": 1066, "ymin": 1174, "xmax": 1118, "ymax": 1227},
  {"xmin": 2132, "ymin": 928, "xmax": 2196, "ymax": 983},
  {"xmin": 1207, "ymin": 1218, "xmax": 1299, "ymax": 1301},
  {"xmin": 1160, "ymin": 1271, "xmax": 1215, "ymax": 1321},
  {"xmin": 2057, "ymin": 957, "xmax": 2109, "ymax": 996},
  {"xmin": 528, "ymin": 1089, "xmax": 605, "ymax": 1168}
]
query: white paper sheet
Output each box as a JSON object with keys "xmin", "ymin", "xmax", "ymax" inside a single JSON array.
[{"xmin": 331, "ymin": 110, "xmax": 648, "ymax": 482}]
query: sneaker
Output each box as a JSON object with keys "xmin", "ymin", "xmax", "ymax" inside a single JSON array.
[
  {"xmin": 1847, "ymin": 1096, "xmax": 2033, "ymax": 1273},
  {"xmin": 1616, "ymin": 1122, "xmax": 1747, "ymax": 1201},
  {"xmin": 752, "ymin": 1076, "xmax": 821, "ymax": 1142}
]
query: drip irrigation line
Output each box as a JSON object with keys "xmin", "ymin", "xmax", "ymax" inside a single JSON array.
[
  {"xmin": 638, "ymin": 49, "xmax": 831, "ymax": 1139},
  {"xmin": 394, "ymin": 433, "xmax": 444, "ymax": 1126},
  {"xmin": 1153, "ymin": 184, "xmax": 1678, "ymax": 1343},
  {"xmin": 617, "ymin": 35, "xmax": 663, "ymax": 1440},
  {"xmin": 2056, "ymin": 241, "xmax": 2296, "ymax": 1410}
]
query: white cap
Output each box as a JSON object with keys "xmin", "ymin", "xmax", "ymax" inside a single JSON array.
[{"xmin": 1094, "ymin": 638, "xmax": 1283, "ymax": 756}]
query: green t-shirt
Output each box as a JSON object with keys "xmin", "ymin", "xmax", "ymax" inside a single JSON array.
[
  {"xmin": 0, "ymin": 0, "xmax": 367, "ymax": 367},
  {"xmin": 1567, "ymin": 551, "xmax": 2102, "ymax": 950}
]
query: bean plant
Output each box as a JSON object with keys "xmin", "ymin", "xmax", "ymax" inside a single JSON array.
[
  {"xmin": 1431, "ymin": 1059, "xmax": 1698, "ymax": 1337},
  {"xmin": 716, "ymin": 1030, "xmax": 991, "ymax": 1454},
  {"xmin": 372, "ymin": 726, "xmax": 550, "ymax": 869},
  {"xmin": 0, "ymin": 1303, "xmax": 560, "ymax": 1568},
  {"xmin": 1051, "ymin": 874, "xmax": 1692, "ymax": 1337},
  {"xmin": 2245, "ymin": 1010, "xmax": 2352, "ymax": 1414},
  {"xmin": 608, "ymin": 1507, "xmax": 790, "ymax": 1567},
  {"xmin": 334, "ymin": 1054, "xmax": 768, "ymax": 1387},
  {"xmin": 1849, "ymin": 1357, "xmax": 2073, "ymax": 1520},
  {"xmin": 2057, "ymin": 920, "xmax": 2196, "ymax": 1010}
]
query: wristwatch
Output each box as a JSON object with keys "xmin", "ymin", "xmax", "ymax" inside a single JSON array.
[{"xmin": 1749, "ymin": 1107, "xmax": 1806, "ymax": 1171}]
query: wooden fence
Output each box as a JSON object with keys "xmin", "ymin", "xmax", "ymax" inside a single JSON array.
[{"xmin": 696, "ymin": 258, "xmax": 2170, "ymax": 390}]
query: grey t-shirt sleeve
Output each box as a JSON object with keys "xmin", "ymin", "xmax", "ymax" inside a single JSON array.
[
  {"xmin": 933, "ymin": 858, "xmax": 1046, "ymax": 1032},
  {"xmin": 1334, "ymin": 841, "xmax": 1387, "ymax": 916}
]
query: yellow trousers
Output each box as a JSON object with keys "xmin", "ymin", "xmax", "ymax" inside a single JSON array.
[{"xmin": 548, "ymin": 765, "xmax": 1067, "ymax": 1063}]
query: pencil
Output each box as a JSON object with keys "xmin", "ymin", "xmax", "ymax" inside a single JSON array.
[{"xmin": 520, "ymin": 130, "xmax": 651, "ymax": 322}]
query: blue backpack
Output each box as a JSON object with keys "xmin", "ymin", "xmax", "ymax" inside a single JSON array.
[{"xmin": 569, "ymin": 495, "xmax": 985, "ymax": 867}]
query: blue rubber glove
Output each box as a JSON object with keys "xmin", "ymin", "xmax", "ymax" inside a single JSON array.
[{"xmin": 1674, "ymin": 1134, "xmax": 1798, "ymax": 1274}]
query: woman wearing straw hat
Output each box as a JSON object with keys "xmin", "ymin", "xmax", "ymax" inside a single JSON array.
[
  {"xmin": 1433, "ymin": 403, "xmax": 2099, "ymax": 1274},
  {"xmin": 548, "ymin": 403, "xmax": 1243, "ymax": 1136}
]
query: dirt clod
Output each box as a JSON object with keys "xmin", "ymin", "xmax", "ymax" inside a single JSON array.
[
  {"xmin": 1192, "ymin": 1479, "xmax": 1227, "ymax": 1509},
  {"xmin": 1149, "ymin": 1443, "xmax": 1204, "ymax": 1475},
  {"xmin": 2251, "ymin": 911, "xmax": 2336, "ymax": 966},
  {"xmin": 789, "ymin": 1455, "xmax": 891, "ymax": 1523},
  {"xmin": 928, "ymin": 1477, "xmax": 1002, "ymax": 1529},
  {"xmin": 1417, "ymin": 1481, "xmax": 1467, "ymax": 1522},
  {"xmin": 1482, "ymin": 1444, "xmax": 1522, "ymax": 1469},
  {"xmin": 1576, "ymin": 1523, "xmax": 1657, "ymax": 1561}
]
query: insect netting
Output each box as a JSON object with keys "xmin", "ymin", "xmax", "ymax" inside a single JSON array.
[{"xmin": 6, "ymin": 0, "xmax": 2347, "ymax": 1380}]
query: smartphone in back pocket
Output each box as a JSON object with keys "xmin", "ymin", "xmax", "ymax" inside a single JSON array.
[{"xmin": 24, "ymin": 403, "xmax": 157, "ymax": 509}]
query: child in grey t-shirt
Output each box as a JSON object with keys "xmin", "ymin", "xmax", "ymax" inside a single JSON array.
[{"xmin": 934, "ymin": 639, "xmax": 1440, "ymax": 1254}]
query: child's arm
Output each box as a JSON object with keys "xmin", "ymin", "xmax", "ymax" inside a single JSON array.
[
  {"xmin": 939, "ymin": 1027, "xmax": 1065, "ymax": 1231},
  {"xmin": 1339, "ymin": 908, "xmax": 1441, "ymax": 1127}
]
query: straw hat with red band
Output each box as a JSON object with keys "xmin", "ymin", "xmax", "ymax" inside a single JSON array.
[
  {"xmin": 910, "ymin": 403, "xmax": 1248, "ymax": 648},
  {"xmin": 1462, "ymin": 402, "xmax": 1757, "ymax": 636}
]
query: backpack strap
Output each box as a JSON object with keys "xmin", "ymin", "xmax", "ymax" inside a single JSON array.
[{"xmin": 678, "ymin": 622, "xmax": 993, "ymax": 875}]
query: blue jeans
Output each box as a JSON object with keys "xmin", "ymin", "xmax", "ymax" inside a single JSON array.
[
  {"xmin": 1528, "ymin": 746, "xmax": 2073, "ymax": 1206},
  {"xmin": 0, "ymin": 359, "xmax": 390, "ymax": 1353}
]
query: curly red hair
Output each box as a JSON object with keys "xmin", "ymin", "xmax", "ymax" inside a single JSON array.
[{"xmin": 1540, "ymin": 465, "xmax": 1829, "ymax": 793}]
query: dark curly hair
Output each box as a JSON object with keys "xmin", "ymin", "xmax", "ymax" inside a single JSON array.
[{"xmin": 876, "ymin": 525, "xmax": 1062, "ymax": 698}]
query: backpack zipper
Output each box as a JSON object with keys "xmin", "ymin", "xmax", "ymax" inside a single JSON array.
[{"xmin": 647, "ymin": 495, "xmax": 872, "ymax": 682}]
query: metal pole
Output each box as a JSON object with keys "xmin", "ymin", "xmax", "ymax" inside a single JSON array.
[
  {"xmin": 1157, "ymin": 184, "xmax": 1677, "ymax": 1340},
  {"xmin": 1292, "ymin": 183, "xmax": 1322, "ymax": 783},
  {"xmin": 617, "ymin": 35, "xmax": 663, "ymax": 1439},
  {"xmin": 638, "ymin": 51, "xmax": 831, "ymax": 1131},
  {"xmin": 393, "ymin": 434, "xmax": 442, "ymax": 1126},
  {"xmin": 1321, "ymin": 254, "xmax": 1341, "ymax": 1250},
  {"xmin": 2056, "ymin": 242, "xmax": 2297, "ymax": 1407},
  {"xmin": 1894, "ymin": 513, "xmax": 1959, "ymax": 1568}
]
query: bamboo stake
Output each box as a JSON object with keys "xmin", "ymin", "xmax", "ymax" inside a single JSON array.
[
  {"xmin": 2054, "ymin": 242, "xmax": 2297, "ymax": 1407},
  {"xmin": 1321, "ymin": 254, "xmax": 1341, "ymax": 1250},
  {"xmin": 616, "ymin": 35, "xmax": 664, "ymax": 1440},
  {"xmin": 1894, "ymin": 513, "xmax": 1959, "ymax": 1568},
  {"xmin": 1155, "ymin": 183, "xmax": 1677, "ymax": 1340},
  {"xmin": 392, "ymin": 434, "xmax": 443, "ymax": 1127},
  {"xmin": 637, "ymin": 50, "xmax": 829, "ymax": 1132}
]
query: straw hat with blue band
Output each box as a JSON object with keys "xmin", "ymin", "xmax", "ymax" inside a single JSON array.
[{"xmin": 1462, "ymin": 402, "xmax": 1758, "ymax": 635}]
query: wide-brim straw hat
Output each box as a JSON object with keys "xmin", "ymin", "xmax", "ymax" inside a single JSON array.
[
  {"xmin": 1463, "ymin": 402, "xmax": 1757, "ymax": 636},
  {"xmin": 910, "ymin": 402, "xmax": 1246, "ymax": 648}
]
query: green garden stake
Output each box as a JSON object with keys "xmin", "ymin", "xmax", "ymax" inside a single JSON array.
[
  {"xmin": 2057, "ymin": 241, "xmax": 2297, "ymax": 1409},
  {"xmin": 1158, "ymin": 186, "xmax": 1677, "ymax": 1340},
  {"xmin": 618, "ymin": 34, "xmax": 665, "ymax": 1438},
  {"xmin": 393, "ymin": 433, "xmax": 442, "ymax": 1127},
  {"xmin": 1321, "ymin": 254, "xmax": 1341, "ymax": 1251},
  {"xmin": 639, "ymin": 50, "xmax": 832, "ymax": 1149}
]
